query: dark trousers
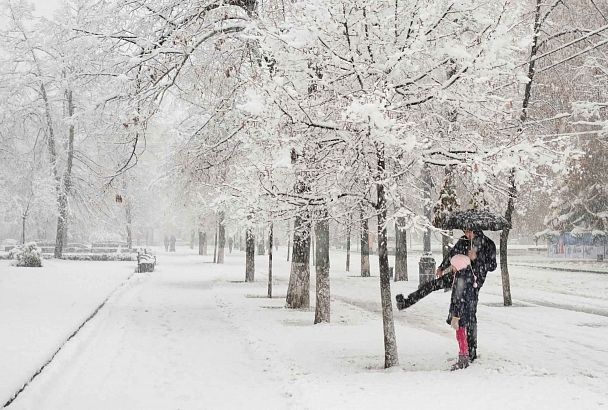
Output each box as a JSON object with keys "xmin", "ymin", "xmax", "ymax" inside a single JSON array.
[
  {"xmin": 397, "ymin": 273, "xmax": 479, "ymax": 358},
  {"xmin": 398, "ymin": 273, "xmax": 453, "ymax": 308},
  {"xmin": 467, "ymin": 288, "xmax": 479, "ymax": 359}
]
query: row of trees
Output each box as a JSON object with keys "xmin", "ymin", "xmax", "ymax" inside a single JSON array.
[{"xmin": 1, "ymin": 0, "xmax": 606, "ymax": 367}]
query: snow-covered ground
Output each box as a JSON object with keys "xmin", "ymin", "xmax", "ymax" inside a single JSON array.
[{"xmin": 1, "ymin": 247, "xmax": 607, "ymax": 409}]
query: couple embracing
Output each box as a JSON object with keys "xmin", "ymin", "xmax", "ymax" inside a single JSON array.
[{"xmin": 397, "ymin": 230, "xmax": 497, "ymax": 371}]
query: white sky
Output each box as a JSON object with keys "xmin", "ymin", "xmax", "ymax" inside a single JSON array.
[{"xmin": 30, "ymin": 0, "xmax": 61, "ymax": 18}]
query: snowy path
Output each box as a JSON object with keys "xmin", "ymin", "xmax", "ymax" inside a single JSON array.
[
  {"xmin": 3, "ymin": 249, "xmax": 608, "ymax": 409},
  {"xmin": 8, "ymin": 256, "xmax": 291, "ymax": 409},
  {"xmin": 0, "ymin": 260, "xmax": 133, "ymax": 405}
]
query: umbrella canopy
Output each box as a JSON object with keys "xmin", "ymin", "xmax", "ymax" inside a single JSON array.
[{"xmin": 435, "ymin": 209, "xmax": 511, "ymax": 231}]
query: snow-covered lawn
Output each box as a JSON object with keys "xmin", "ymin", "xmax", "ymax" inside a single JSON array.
[{"xmin": 1, "ymin": 248, "xmax": 607, "ymax": 409}]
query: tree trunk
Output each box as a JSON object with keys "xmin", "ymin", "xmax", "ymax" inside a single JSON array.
[
  {"xmin": 376, "ymin": 144, "xmax": 399, "ymax": 368},
  {"xmin": 213, "ymin": 225, "xmax": 218, "ymax": 263},
  {"xmin": 500, "ymin": 170, "xmax": 515, "ymax": 306},
  {"xmin": 54, "ymin": 87, "xmax": 75, "ymax": 259},
  {"xmin": 245, "ymin": 228, "xmax": 255, "ymax": 282},
  {"xmin": 314, "ymin": 213, "xmax": 330, "ymax": 324},
  {"xmin": 21, "ymin": 215, "xmax": 26, "ymax": 245},
  {"xmin": 217, "ymin": 211, "xmax": 225, "ymax": 263},
  {"xmin": 345, "ymin": 221, "xmax": 351, "ymax": 272},
  {"xmin": 21, "ymin": 199, "xmax": 32, "ymax": 245},
  {"xmin": 123, "ymin": 177, "xmax": 133, "ymax": 249},
  {"xmin": 422, "ymin": 164, "xmax": 432, "ymax": 254},
  {"xmin": 311, "ymin": 226, "xmax": 316, "ymax": 266},
  {"xmin": 198, "ymin": 231, "xmax": 204, "ymax": 255},
  {"xmin": 496, "ymin": 0, "xmax": 541, "ymax": 306},
  {"xmin": 63, "ymin": 222, "xmax": 68, "ymax": 248},
  {"xmin": 286, "ymin": 214, "xmax": 311, "ymax": 308},
  {"xmin": 40, "ymin": 80, "xmax": 62, "ymax": 256},
  {"xmin": 442, "ymin": 231, "xmax": 452, "ymax": 261},
  {"xmin": 496, "ymin": 0, "xmax": 539, "ymax": 304},
  {"xmin": 394, "ymin": 217, "xmax": 408, "ymax": 281},
  {"xmin": 54, "ymin": 194, "xmax": 68, "ymax": 258},
  {"xmin": 360, "ymin": 210, "xmax": 370, "ymax": 277},
  {"xmin": 257, "ymin": 230, "xmax": 265, "ymax": 255},
  {"xmin": 125, "ymin": 201, "xmax": 133, "ymax": 249},
  {"xmin": 287, "ymin": 220, "xmax": 291, "ymax": 261},
  {"xmin": 268, "ymin": 223, "xmax": 273, "ymax": 298}
]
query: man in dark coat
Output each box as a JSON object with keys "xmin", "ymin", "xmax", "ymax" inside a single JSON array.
[
  {"xmin": 396, "ymin": 230, "xmax": 496, "ymax": 361},
  {"xmin": 446, "ymin": 254, "xmax": 478, "ymax": 370}
]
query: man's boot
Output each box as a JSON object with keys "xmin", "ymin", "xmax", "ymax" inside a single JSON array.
[
  {"xmin": 395, "ymin": 294, "xmax": 414, "ymax": 310},
  {"xmin": 468, "ymin": 347, "xmax": 477, "ymax": 362},
  {"xmin": 467, "ymin": 322, "xmax": 477, "ymax": 362},
  {"xmin": 450, "ymin": 354, "xmax": 470, "ymax": 371}
]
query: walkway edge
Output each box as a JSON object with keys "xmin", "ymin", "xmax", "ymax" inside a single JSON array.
[
  {"xmin": 2, "ymin": 272, "xmax": 137, "ymax": 408},
  {"xmin": 510, "ymin": 263, "xmax": 608, "ymax": 274}
]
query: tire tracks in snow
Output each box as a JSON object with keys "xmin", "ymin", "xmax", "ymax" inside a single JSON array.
[
  {"xmin": 481, "ymin": 289, "xmax": 608, "ymax": 317},
  {"xmin": 2, "ymin": 271, "xmax": 140, "ymax": 408}
]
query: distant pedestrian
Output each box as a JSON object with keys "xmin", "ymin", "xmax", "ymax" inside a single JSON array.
[
  {"xmin": 169, "ymin": 235, "xmax": 176, "ymax": 252},
  {"xmin": 164, "ymin": 235, "xmax": 169, "ymax": 252},
  {"xmin": 228, "ymin": 237, "xmax": 233, "ymax": 254}
]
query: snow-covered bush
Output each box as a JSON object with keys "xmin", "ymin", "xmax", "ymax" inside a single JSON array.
[{"xmin": 9, "ymin": 242, "xmax": 43, "ymax": 267}]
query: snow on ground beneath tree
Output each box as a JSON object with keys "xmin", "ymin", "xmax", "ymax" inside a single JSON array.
[
  {"xmin": 1, "ymin": 248, "xmax": 607, "ymax": 409},
  {"xmin": 510, "ymin": 254, "xmax": 608, "ymax": 275}
]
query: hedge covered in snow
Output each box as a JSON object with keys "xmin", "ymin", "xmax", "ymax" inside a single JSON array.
[{"xmin": 9, "ymin": 242, "xmax": 43, "ymax": 267}]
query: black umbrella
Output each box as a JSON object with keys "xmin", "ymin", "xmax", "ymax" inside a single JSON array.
[{"xmin": 435, "ymin": 209, "xmax": 511, "ymax": 231}]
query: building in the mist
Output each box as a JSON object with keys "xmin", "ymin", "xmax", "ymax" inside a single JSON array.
[{"xmin": 547, "ymin": 233, "xmax": 607, "ymax": 260}]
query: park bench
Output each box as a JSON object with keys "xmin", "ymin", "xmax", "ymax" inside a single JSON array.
[{"xmin": 136, "ymin": 250, "xmax": 156, "ymax": 273}]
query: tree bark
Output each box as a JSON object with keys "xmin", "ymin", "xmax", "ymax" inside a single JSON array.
[
  {"xmin": 257, "ymin": 229, "xmax": 265, "ymax": 255},
  {"xmin": 40, "ymin": 81, "xmax": 62, "ymax": 253},
  {"xmin": 496, "ymin": 0, "xmax": 541, "ymax": 306},
  {"xmin": 376, "ymin": 144, "xmax": 399, "ymax": 368},
  {"xmin": 394, "ymin": 217, "xmax": 408, "ymax": 281},
  {"xmin": 422, "ymin": 164, "xmax": 432, "ymax": 254},
  {"xmin": 442, "ymin": 231, "xmax": 451, "ymax": 261},
  {"xmin": 123, "ymin": 177, "xmax": 133, "ymax": 249},
  {"xmin": 286, "ymin": 214, "xmax": 311, "ymax": 308},
  {"xmin": 54, "ymin": 193, "xmax": 68, "ymax": 258},
  {"xmin": 125, "ymin": 200, "xmax": 133, "ymax": 249},
  {"xmin": 345, "ymin": 220, "xmax": 351, "ymax": 272},
  {"xmin": 287, "ymin": 148, "xmax": 311, "ymax": 308},
  {"xmin": 217, "ymin": 211, "xmax": 225, "ymax": 263},
  {"xmin": 245, "ymin": 228, "xmax": 255, "ymax": 282},
  {"xmin": 198, "ymin": 231, "xmax": 204, "ymax": 255},
  {"xmin": 360, "ymin": 209, "xmax": 370, "ymax": 277},
  {"xmin": 268, "ymin": 223, "xmax": 273, "ymax": 298},
  {"xmin": 287, "ymin": 220, "xmax": 291, "ymax": 261},
  {"xmin": 63, "ymin": 221, "xmax": 69, "ymax": 248},
  {"xmin": 54, "ymin": 87, "xmax": 75, "ymax": 258},
  {"xmin": 311, "ymin": 226, "xmax": 316, "ymax": 266},
  {"xmin": 314, "ymin": 213, "xmax": 330, "ymax": 324},
  {"xmin": 213, "ymin": 224, "xmax": 218, "ymax": 263},
  {"xmin": 21, "ymin": 215, "xmax": 26, "ymax": 245},
  {"xmin": 499, "ymin": 170, "xmax": 515, "ymax": 306}
]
